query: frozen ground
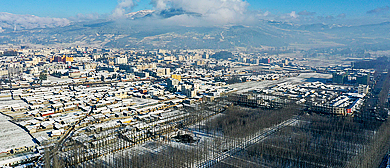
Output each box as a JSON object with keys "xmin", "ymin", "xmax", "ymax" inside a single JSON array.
[
  {"xmin": 0, "ymin": 98, "xmax": 36, "ymax": 151},
  {"xmin": 229, "ymin": 73, "xmax": 332, "ymax": 93},
  {"xmin": 0, "ymin": 113, "xmax": 36, "ymax": 151},
  {"xmin": 0, "ymin": 97, "xmax": 26, "ymax": 106}
]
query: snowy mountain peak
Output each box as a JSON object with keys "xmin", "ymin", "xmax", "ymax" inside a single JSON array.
[{"xmin": 125, "ymin": 10, "xmax": 155, "ymax": 20}]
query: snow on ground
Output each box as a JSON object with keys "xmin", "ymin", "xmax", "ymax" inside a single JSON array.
[
  {"xmin": 0, "ymin": 98, "xmax": 25, "ymax": 106},
  {"xmin": 0, "ymin": 114, "xmax": 36, "ymax": 151},
  {"xmin": 131, "ymin": 97, "xmax": 159, "ymax": 105},
  {"xmin": 229, "ymin": 73, "xmax": 332, "ymax": 93},
  {"xmin": 0, "ymin": 97, "xmax": 36, "ymax": 151}
]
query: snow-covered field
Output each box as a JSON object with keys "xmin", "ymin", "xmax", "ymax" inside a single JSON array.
[
  {"xmin": 229, "ymin": 73, "xmax": 332, "ymax": 93},
  {"xmin": 0, "ymin": 113, "xmax": 36, "ymax": 151},
  {"xmin": 0, "ymin": 97, "xmax": 35, "ymax": 151}
]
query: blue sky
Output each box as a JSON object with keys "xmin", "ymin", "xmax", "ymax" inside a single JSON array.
[{"xmin": 0, "ymin": 0, "xmax": 389, "ymax": 18}]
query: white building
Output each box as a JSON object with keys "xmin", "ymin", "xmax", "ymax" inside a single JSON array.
[
  {"xmin": 358, "ymin": 85, "xmax": 369, "ymax": 95},
  {"xmin": 115, "ymin": 57, "xmax": 128, "ymax": 65}
]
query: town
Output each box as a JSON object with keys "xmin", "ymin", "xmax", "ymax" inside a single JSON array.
[{"xmin": 0, "ymin": 47, "xmax": 389, "ymax": 167}]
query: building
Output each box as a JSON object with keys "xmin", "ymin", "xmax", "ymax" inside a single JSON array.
[
  {"xmin": 260, "ymin": 58, "xmax": 271, "ymax": 64},
  {"xmin": 283, "ymin": 59, "xmax": 289, "ymax": 66},
  {"xmin": 135, "ymin": 72, "xmax": 149, "ymax": 78},
  {"xmin": 83, "ymin": 63, "xmax": 97, "ymax": 70},
  {"xmin": 167, "ymin": 78, "xmax": 179, "ymax": 89},
  {"xmin": 3, "ymin": 50, "xmax": 18, "ymax": 56},
  {"xmin": 184, "ymin": 89, "xmax": 197, "ymax": 98},
  {"xmin": 115, "ymin": 57, "xmax": 128, "ymax": 65},
  {"xmin": 155, "ymin": 68, "xmax": 170, "ymax": 76},
  {"xmin": 196, "ymin": 60, "xmax": 205, "ymax": 66},
  {"xmin": 251, "ymin": 59, "xmax": 259, "ymax": 65},
  {"xmin": 26, "ymin": 67, "xmax": 39, "ymax": 75},
  {"xmin": 308, "ymin": 94, "xmax": 364, "ymax": 115},
  {"xmin": 310, "ymin": 104, "xmax": 347, "ymax": 115},
  {"xmin": 163, "ymin": 56, "xmax": 176, "ymax": 61},
  {"xmin": 358, "ymin": 85, "xmax": 369, "ymax": 95},
  {"xmin": 171, "ymin": 74, "xmax": 181, "ymax": 81},
  {"xmin": 69, "ymin": 71, "xmax": 81, "ymax": 78},
  {"xmin": 158, "ymin": 49, "xmax": 169, "ymax": 54},
  {"xmin": 0, "ymin": 69, "xmax": 8, "ymax": 76},
  {"xmin": 51, "ymin": 55, "xmax": 73, "ymax": 63},
  {"xmin": 332, "ymin": 72, "xmax": 348, "ymax": 84},
  {"xmin": 202, "ymin": 53, "xmax": 209, "ymax": 59}
]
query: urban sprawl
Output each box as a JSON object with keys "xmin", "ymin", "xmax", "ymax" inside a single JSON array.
[{"xmin": 0, "ymin": 47, "xmax": 389, "ymax": 167}]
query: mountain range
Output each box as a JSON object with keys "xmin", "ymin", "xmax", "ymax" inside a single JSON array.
[{"xmin": 0, "ymin": 9, "xmax": 390, "ymax": 50}]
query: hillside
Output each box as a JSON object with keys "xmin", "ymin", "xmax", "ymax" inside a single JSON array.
[{"xmin": 1, "ymin": 10, "xmax": 390, "ymax": 50}]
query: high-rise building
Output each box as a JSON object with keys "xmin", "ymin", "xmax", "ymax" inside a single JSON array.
[
  {"xmin": 115, "ymin": 57, "xmax": 128, "ymax": 65},
  {"xmin": 260, "ymin": 58, "xmax": 271, "ymax": 64},
  {"xmin": 333, "ymin": 72, "xmax": 348, "ymax": 84},
  {"xmin": 202, "ymin": 53, "xmax": 209, "ymax": 59}
]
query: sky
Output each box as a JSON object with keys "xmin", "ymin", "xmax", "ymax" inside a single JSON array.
[{"xmin": 0, "ymin": 0, "xmax": 389, "ymax": 18}]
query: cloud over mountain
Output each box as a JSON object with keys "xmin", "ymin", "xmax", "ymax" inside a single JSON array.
[
  {"xmin": 149, "ymin": 0, "xmax": 249, "ymax": 24},
  {"xmin": 0, "ymin": 0, "xmax": 371, "ymax": 32},
  {"xmin": 289, "ymin": 11, "xmax": 298, "ymax": 18},
  {"xmin": 68, "ymin": 13, "xmax": 102, "ymax": 22},
  {"xmin": 0, "ymin": 12, "xmax": 70, "ymax": 31},
  {"xmin": 111, "ymin": 0, "xmax": 136, "ymax": 18}
]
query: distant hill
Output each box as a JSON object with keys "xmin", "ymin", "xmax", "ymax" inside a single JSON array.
[{"xmin": 1, "ymin": 10, "xmax": 390, "ymax": 50}]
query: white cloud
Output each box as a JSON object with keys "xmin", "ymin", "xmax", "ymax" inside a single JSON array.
[
  {"xmin": 263, "ymin": 11, "xmax": 270, "ymax": 17},
  {"xmin": 111, "ymin": 0, "xmax": 136, "ymax": 18},
  {"xmin": 150, "ymin": 0, "xmax": 167, "ymax": 9},
  {"xmin": 149, "ymin": 0, "xmax": 249, "ymax": 25},
  {"xmin": 0, "ymin": 12, "xmax": 70, "ymax": 30},
  {"xmin": 289, "ymin": 11, "xmax": 298, "ymax": 18}
]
